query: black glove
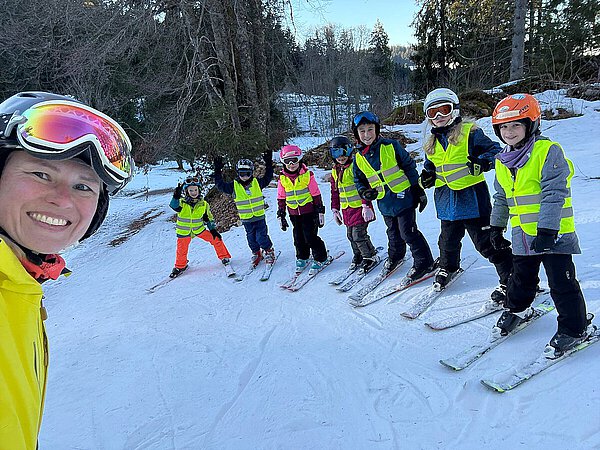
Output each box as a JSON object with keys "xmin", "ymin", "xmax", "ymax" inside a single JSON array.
[
  {"xmin": 173, "ymin": 182, "xmax": 183, "ymax": 199},
  {"xmin": 420, "ymin": 169, "xmax": 436, "ymax": 189},
  {"xmin": 410, "ymin": 185, "xmax": 428, "ymax": 213},
  {"xmin": 214, "ymin": 156, "xmax": 224, "ymax": 172},
  {"xmin": 466, "ymin": 155, "xmax": 492, "ymax": 177},
  {"xmin": 530, "ymin": 228, "xmax": 558, "ymax": 253},
  {"xmin": 360, "ymin": 188, "xmax": 378, "ymax": 201},
  {"xmin": 489, "ymin": 226, "xmax": 511, "ymax": 250},
  {"xmin": 262, "ymin": 151, "xmax": 272, "ymax": 166},
  {"xmin": 209, "ymin": 229, "xmax": 222, "ymax": 240},
  {"xmin": 277, "ymin": 209, "xmax": 289, "ymax": 231}
]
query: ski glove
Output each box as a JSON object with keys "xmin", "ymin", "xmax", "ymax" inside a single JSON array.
[
  {"xmin": 360, "ymin": 188, "xmax": 378, "ymax": 201},
  {"xmin": 318, "ymin": 213, "xmax": 325, "ymax": 228},
  {"xmin": 466, "ymin": 155, "xmax": 492, "ymax": 177},
  {"xmin": 411, "ymin": 184, "xmax": 428, "ymax": 213},
  {"xmin": 213, "ymin": 156, "xmax": 224, "ymax": 172},
  {"xmin": 209, "ymin": 229, "xmax": 222, "ymax": 240},
  {"xmin": 173, "ymin": 182, "xmax": 184, "ymax": 200},
  {"xmin": 420, "ymin": 169, "xmax": 436, "ymax": 189},
  {"xmin": 361, "ymin": 205, "xmax": 375, "ymax": 222},
  {"xmin": 332, "ymin": 209, "xmax": 343, "ymax": 226},
  {"xmin": 489, "ymin": 226, "xmax": 511, "ymax": 250},
  {"xmin": 277, "ymin": 209, "xmax": 288, "ymax": 231},
  {"xmin": 530, "ymin": 228, "xmax": 558, "ymax": 253}
]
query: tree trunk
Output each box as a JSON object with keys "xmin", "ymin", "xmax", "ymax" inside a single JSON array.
[{"xmin": 510, "ymin": 0, "xmax": 527, "ymax": 80}]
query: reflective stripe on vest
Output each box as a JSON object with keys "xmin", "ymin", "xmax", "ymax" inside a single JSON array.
[
  {"xmin": 354, "ymin": 143, "xmax": 411, "ymax": 200},
  {"xmin": 280, "ymin": 171, "xmax": 313, "ymax": 209},
  {"xmin": 332, "ymin": 162, "xmax": 362, "ymax": 209},
  {"xmin": 495, "ymin": 140, "xmax": 575, "ymax": 236},
  {"xmin": 233, "ymin": 178, "xmax": 265, "ymax": 220},
  {"xmin": 176, "ymin": 201, "xmax": 208, "ymax": 236},
  {"xmin": 428, "ymin": 122, "xmax": 485, "ymax": 190}
]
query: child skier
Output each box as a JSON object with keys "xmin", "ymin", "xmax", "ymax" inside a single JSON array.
[
  {"xmin": 169, "ymin": 177, "xmax": 232, "ymax": 277},
  {"xmin": 329, "ymin": 136, "xmax": 378, "ymax": 272},
  {"xmin": 490, "ymin": 93, "xmax": 594, "ymax": 358},
  {"xmin": 214, "ymin": 153, "xmax": 276, "ymax": 266},
  {"xmin": 352, "ymin": 111, "xmax": 435, "ymax": 280},
  {"xmin": 276, "ymin": 144, "xmax": 328, "ymax": 275},
  {"xmin": 419, "ymin": 88, "xmax": 513, "ymax": 300}
]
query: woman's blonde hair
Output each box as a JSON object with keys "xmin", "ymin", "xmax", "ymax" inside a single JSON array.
[{"xmin": 424, "ymin": 119, "xmax": 477, "ymax": 156}]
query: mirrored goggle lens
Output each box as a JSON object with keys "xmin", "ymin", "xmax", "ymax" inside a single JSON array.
[
  {"xmin": 353, "ymin": 111, "xmax": 379, "ymax": 126},
  {"xmin": 19, "ymin": 102, "xmax": 132, "ymax": 180},
  {"xmin": 329, "ymin": 147, "xmax": 349, "ymax": 159},
  {"xmin": 283, "ymin": 157, "xmax": 299, "ymax": 165},
  {"xmin": 237, "ymin": 170, "xmax": 252, "ymax": 177},
  {"xmin": 185, "ymin": 176, "xmax": 200, "ymax": 184},
  {"xmin": 426, "ymin": 103, "xmax": 454, "ymax": 119}
]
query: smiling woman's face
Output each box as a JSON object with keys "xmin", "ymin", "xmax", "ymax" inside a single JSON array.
[{"xmin": 0, "ymin": 151, "xmax": 101, "ymax": 253}]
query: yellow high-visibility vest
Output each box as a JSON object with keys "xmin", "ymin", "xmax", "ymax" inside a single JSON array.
[
  {"xmin": 175, "ymin": 200, "xmax": 210, "ymax": 237},
  {"xmin": 428, "ymin": 123, "xmax": 485, "ymax": 190},
  {"xmin": 495, "ymin": 139, "xmax": 575, "ymax": 236},
  {"xmin": 354, "ymin": 143, "xmax": 411, "ymax": 200},
  {"xmin": 233, "ymin": 179, "xmax": 265, "ymax": 220},
  {"xmin": 280, "ymin": 171, "xmax": 313, "ymax": 209},
  {"xmin": 331, "ymin": 163, "xmax": 362, "ymax": 209}
]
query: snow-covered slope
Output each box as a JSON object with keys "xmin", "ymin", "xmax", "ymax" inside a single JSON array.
[{"xmin": 40, "ymin": 91, "xmax": 600, "ymax": 449}]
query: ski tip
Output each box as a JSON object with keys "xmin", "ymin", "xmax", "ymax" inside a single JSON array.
[
  {"xmin": 480, "ymin": 379, "xmax": 506, "ymax": 393},
  {"xmin": 401, "ymin": 311, "xmax": 418, "ymax": 319},
  {"xmin": 439, "ymin": 360, "xmax": 463, "ymax": 371}
]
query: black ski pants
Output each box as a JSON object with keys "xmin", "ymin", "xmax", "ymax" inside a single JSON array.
[
  {"xmin": 347, "ymin": 223, "xmax": 376, "ymax": 260},
  {"xmin": 438, "ymin": 217, "xmax": 512, "ymax": 284},
  {"xmin": 383, "ymin": 208, "xmax": 433, "ymax": 271},
  {"xmin": 289, "ymin": 213, "xmax": 328, "ymax": 263},
  {"xmin": 507, "ymin": 254, "xmax": 587, "ymax": 336}
]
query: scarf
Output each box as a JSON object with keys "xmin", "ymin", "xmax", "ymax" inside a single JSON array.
[{"xmin": 497, "ymin": 136, "xmax": 536, "ymax": 169}]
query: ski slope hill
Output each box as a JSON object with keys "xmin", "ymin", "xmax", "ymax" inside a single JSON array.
[{"xmin": 40, "ymin": 90, "xmax": 600, "ymax": 449}]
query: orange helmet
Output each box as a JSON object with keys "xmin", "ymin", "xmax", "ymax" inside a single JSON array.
[{"xmin": 492, "ymin": 93, "xmax": 542, "ymax": 143}]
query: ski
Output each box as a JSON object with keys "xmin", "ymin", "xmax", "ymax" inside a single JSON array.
[
  {"xmin": 400, "ymin": 255, "xmax": 478, "ymax": 319},
  {"xmin": 480, "ymin": 326, "xmax": 599, "ymax": 392},
  {"xmin": 426, "ymin": 287, "xmax": 546, "ymax": 330},
  {"xmin": 439, "ymin": 297, "xmax": 555, "ymax": 371},
  {"xmin": 147, "ymin": 277, "xmax": 176, "ymax": 293},
  {"xmin": 234, "ymin": 262, "xmax": 261, "ymax": 282},
  {"xmin": 350, "ymin": 263, "xmax": 436, "ymax": 307},
  {"xmin": 279, "ymin": 258, "xmax": 313, "ymax": 289},
  {"xmin": 287, "ymin": 251, "xmax": 345, "ymax": 292},
  {"xmin": 347, "ymin": 257, "xmax": 408, "ymax": 305},
  {"xmin": 260, "ymin": 251, "xmax": 281, "ymax": 281},
  {"xmin": 336, "ymin": 253, "xmax": 385, "ymax": 293},
  {"xmin": 329, "ymin": 246, "xmax": 384, "ymax": 286}
]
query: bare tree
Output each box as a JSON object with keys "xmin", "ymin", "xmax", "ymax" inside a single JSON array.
[{"xmin": 510, "ymin": 0, "xmax": 527, "ymax": 80}]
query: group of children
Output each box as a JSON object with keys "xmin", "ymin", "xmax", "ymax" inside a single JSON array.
[{"xmin": 169, "ymin": 89, "xmax": 593, "ymax": 359}]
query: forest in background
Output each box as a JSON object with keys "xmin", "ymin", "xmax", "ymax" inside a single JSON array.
[{"xmin": 1, "ymin": 0, "xmax": 598, "ymax": 168}]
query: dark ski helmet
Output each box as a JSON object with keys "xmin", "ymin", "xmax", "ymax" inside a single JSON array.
[
  {"xmin": 236, "ymin": 158, "xmax": 255, "ymax": 177},
  {"xmin": 0, "ymin": 91, "xmax": 134, "ymax": 243},
  {"xmin": 352, "ymin": 111, "xmax": 380, "ymax": 142},
  {"xmin": 328, "ymin": 136, "xmax": 353, "ymax": 159}
]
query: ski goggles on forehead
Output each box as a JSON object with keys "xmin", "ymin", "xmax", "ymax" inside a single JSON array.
[
  {"xmin": 282, "ymin": 157, "xmax": 299, "ymax": 165},
  {"xmin": 13, "ymin": 100, "xmax": 133, "ymax": 189},
  {"xmin": 426, "ymin": 102, "xmax": 454, "ymax": 119},
  {"xmin": 353, "ymin": 111, "xmax": 379, "ymax": 127},
  {"xmin": 329, "ymin": 147, "xmax": 351, "ymax": 159}
]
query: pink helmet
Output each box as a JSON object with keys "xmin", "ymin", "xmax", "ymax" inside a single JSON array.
[{"xmin": 279, "ymin": 144, "xmax": 302, "ymax": 161}]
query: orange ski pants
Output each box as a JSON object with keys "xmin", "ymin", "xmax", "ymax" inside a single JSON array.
[{"xmin": 174, "ymin": 230, "xmax": 231, "ymax": 268}]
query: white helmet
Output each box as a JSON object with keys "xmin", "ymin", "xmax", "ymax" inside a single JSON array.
[{"xmin": 423, "ymin": 88, "xmax": 461, "ymax": 124}]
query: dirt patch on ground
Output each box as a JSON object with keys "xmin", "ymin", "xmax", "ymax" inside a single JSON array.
[
  {"xmin": 109, "ymin": 208, "xmax": 165, "ymax": 247},
  {"xmin": 542, "ymin": 108, "xmax": 582, "ymax": 120}
]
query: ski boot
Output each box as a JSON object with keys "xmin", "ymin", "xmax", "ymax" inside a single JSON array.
[
  {"xmin": 308, "ymin": 259, "xmax": 327, "ymax": 276},
  {"xmin": 170, "ymin": 265, "xmax": 188, "ymax": 278},
  {"xmin": 359, "ymin": 255, "xmax": 380, "ymax": 274},
  {"xmin": 492, "ymin": 307, "xmax": 535, "ymax": 337},
  {"xmin": 543, "ymin": 314, "xmax": 596, "ymax": 359},
  {"xmin": 490, "ymin": 284, "xmax": 507, "ymax": 305},
  {"xmin": 348, "ymin": 254, "xmax": 363, "ymax": 271},
  {"xmin": 251, "ymin": 250, "xmax": 263, "ymax": 267},
  {"xmin": 406, "ymin": 259, "xmax": 437, "ymax": 282},
  {"xmin": 433, "ymin": 267, "xmax": 457, "ymax": 291},
  {"xmin": 264, "ymin": 248, "xmax": 276, "ymax": 265},
  {"xmin": 221, "ymin": 257, "xmax": 231, "ymax": 266},
  {"xmin": 382, "ymin": 258, "xmax": 401, "ymax": 276},
  {"xmin": 296, "ymin": 258, "xmax": 310, "ymax": 274}
]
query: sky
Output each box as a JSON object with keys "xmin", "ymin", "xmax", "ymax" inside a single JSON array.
[
  {"xmin": 289, "ymin": 0, "xmax": 419, "ymax": 46},
  {"xmin": 38, "ymin": 90, "xmax": 600, "ymax": 448}
]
